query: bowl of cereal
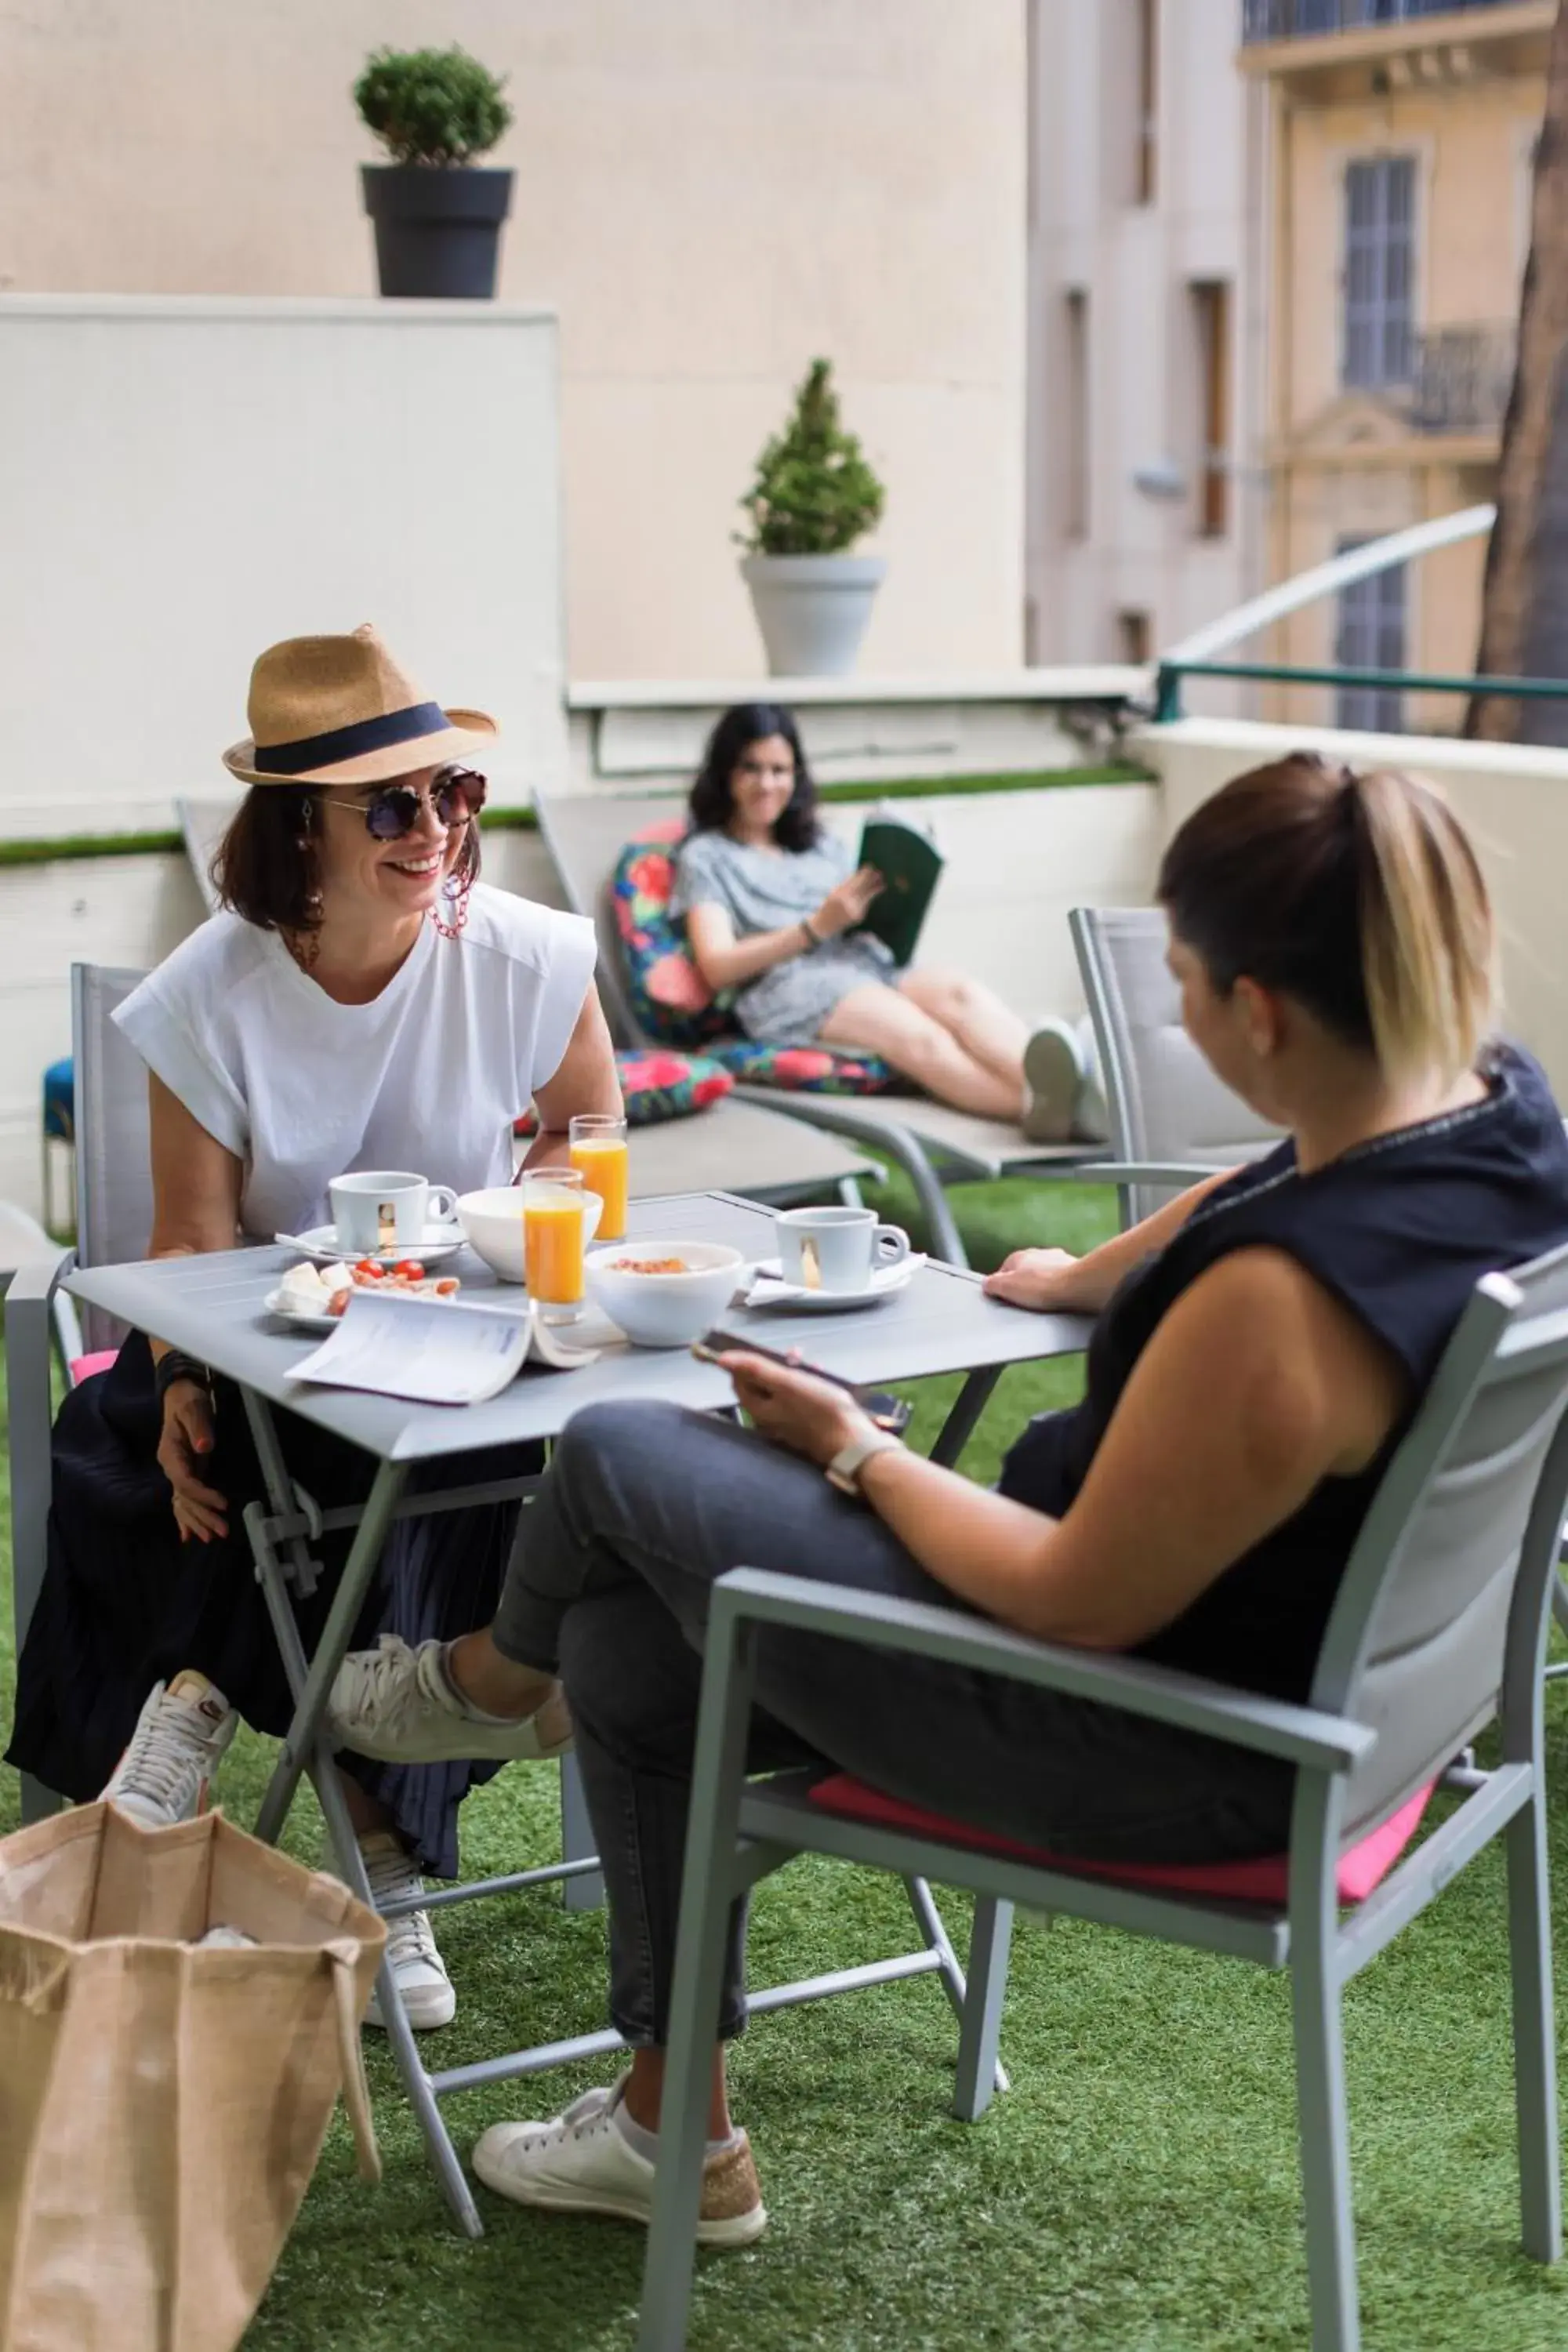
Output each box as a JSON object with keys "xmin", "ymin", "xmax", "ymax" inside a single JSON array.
[{"xmin": 584, "ymin": 1240, "xmax": 747, "ymax": 1348}]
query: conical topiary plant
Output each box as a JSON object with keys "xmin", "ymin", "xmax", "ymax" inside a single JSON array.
[{"xmin": 739, "ymin": 358, "xmax": 886, "ymax": 556}]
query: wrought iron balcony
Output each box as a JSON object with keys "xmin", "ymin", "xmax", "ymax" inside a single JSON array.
[
  {"xmin": 1243, "ymin": 0, "xmax": 1519, "ymax": 40},
  {"xmin": 1406, "ymin": 323, "xmax": 1515, "ymax": 436}
]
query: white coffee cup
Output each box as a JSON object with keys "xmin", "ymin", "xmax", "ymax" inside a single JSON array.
[
  {"xmin": 328, "ymin": 1171, "xmax": 459, "ymax": 1254},
  {"xmin": 773, "ymin": 1205, "xmax": 911, "ymax": 1294}
]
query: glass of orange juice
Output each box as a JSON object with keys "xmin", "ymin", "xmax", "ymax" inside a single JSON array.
[
  {"xmin": 521, "ymin": 1169, "xmax": 590, "ymax": 1322},
  {"xmin": 569, "ymin": 1112, "xmax": 629, "ymax": 1243}
]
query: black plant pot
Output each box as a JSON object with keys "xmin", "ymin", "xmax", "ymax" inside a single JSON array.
[{"xmin": 361, "ymin": 165, "xmax": 514, "ymax": 299}]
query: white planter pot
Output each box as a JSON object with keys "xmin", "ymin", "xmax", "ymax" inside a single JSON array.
[{"xmin": 740, "ymin": 553, "xmax": 887, "ymax": 677}]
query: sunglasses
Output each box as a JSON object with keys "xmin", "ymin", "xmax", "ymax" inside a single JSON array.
[{"xmin": 321, "ymin": 768, "xmax": 488, "ymax": 841}]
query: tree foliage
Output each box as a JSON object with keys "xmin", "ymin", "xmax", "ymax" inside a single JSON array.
[
  {"xmin": 739, "ymin": 358, "xmax": 886, "ymax": 557},
  {"xmin": 354, "ymin": 46, "xmax": 512, "ymax": 169}
]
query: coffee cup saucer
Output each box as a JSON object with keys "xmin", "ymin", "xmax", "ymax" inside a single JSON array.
[
  {"xmin": 278, "ymin": 1222, "xmax": 466, "ymax": 1269},
  {"xmin": 740, "ymin": 1255, "xmax": 923, "ymax": 1312}
]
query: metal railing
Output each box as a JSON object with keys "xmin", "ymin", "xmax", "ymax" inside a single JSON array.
[
  {"xmin": 1243, "ymin": 0, "xmax": 1519, "ymax": 41},
  {"xmin": 1409, "ymin": 323, "xmax": 1515, "ymax": 435},
  {"xmin": 1152, "ymin": 658, "xmax": 1568, "ymax": 724}
]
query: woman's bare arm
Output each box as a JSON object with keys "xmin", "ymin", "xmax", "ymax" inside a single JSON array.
[
  {"xmin": 984, "ymin": 1167, "xmax": 1238, "ymax": 1314},
  {"xmin": 730, "ymin": 1244, "xmax": 1406, "ymax": 1652},
  {"xmin": 524, "ymin": 985, "xmax": 623, "ymax": 1170},
  {"xmin": 684, "ymin": 899, "xmax": 811, "ymax": 992},
  {"xmin": 146, "ymin": 1074, "xmax": 245, "ymax": 1540},
  {"xmin": 684, "ymin": 868, "xmax": 884, "ymax": 994},
  {"xmin": 147, "ymin": 1073, "xmax": 244, "ymax": 1265}
]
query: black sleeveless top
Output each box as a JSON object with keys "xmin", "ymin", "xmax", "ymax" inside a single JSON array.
[{"xmin": 997, "ymin": 1045, "xmax": 1568, "ymax": 1704}]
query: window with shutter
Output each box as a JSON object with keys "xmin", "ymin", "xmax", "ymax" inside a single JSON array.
[{"xmin": 1343, "ymin": 157, "xmax": 1417, "ymax": 390}]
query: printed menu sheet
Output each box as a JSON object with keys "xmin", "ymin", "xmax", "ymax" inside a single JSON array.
[{"xmin": 284, "ymin": 1289, "xmax": 536, "ymax": 1405}]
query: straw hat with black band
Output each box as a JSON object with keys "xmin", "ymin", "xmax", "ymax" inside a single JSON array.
[{"xmin": 223, "ymin": 623, "xmax": 497, "ymax": 789}]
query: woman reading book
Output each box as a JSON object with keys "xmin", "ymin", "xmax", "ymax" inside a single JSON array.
[{"xmin": 670, "ymin": 702, "xmax": 1084, "ymax": 1139}]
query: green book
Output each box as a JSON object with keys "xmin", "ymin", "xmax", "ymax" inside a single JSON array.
[{"xmin": 853, "ymin": 811, "xmax": 945, "ymax": 967}]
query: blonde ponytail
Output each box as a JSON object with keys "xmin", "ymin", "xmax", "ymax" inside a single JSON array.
[{"xmin": 1351, "ymin": 769, "xmax": 1497, "ymax": 1087}]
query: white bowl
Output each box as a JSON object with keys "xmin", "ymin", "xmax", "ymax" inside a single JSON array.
[
  {"xmin": 456, "ymin": 1185, "xmax": 604, "ymax": 1283},
  {"xmin": 584, "ymin": 1240, "xmax": 746, "ymax": 1348}
]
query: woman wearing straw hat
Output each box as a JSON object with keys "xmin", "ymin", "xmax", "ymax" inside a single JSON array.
[{"xmin": 5, "ymin": 626, "xmax": 619, "ymax": 2031}]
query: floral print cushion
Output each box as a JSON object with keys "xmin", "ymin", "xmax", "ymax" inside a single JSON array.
[
  {"xmin": 513, "ymin": 1048, "xmax": 732, "ymax": 1139},
  {"xmin": 702, "ymin": 1038, "xmax": 899, "ymax": 1096},
  {"xmin": 611, "ymin": 827, "xmax": 898, "ymax": 1094},
  {"xmin": 613, "ymin": 822, "xmax": 735, "ymax": 1050}
]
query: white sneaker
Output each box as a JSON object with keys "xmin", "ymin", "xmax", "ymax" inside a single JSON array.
[
  {"xmin": 100, "ymin": 1671, "xmax": 238, "ymax": 1828},
  {"xmin": 1022, "ymin": 1018, "xmax": 1087, "ymax": 1144},
  {"xmin": 358, "ymin": 1831, "xmax": 457, "ymax": 2032},
  {"xmin": 328, "ymin": 1633, "xmax": 572, "ymax": 1766},
  {"xmin": 1073, "ymin": 1014, "xmax": 1110, "ymax": 1143},
  {"xmin": 473, "ymin": 2078, "xmax": 766, "ymax": 2248}
]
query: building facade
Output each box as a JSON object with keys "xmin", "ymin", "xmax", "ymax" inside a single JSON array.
[
  {"xmin": 1026, "ymin": 0, "xmax": 1265, "ymax": 680},
  {"xmin": 1243, "ymin": 0, "xmax": 1552, "ymax": 730}
]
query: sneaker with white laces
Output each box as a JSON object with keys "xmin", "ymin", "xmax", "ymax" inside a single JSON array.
[
  {"xmin": 358, "ymin": 1831, "xmax": 457, "ymax": 2032},
  {"xmin": 472, "ymin": 2077, "xmax": 766, "ymax": 2248},
  {"xmin": 328, "ymin": 1632, "xmax": 572, "ymax": 1766},
  {"xmin": 1021, "ymin": 1018, "xmax": 1088, "ymax": 1144},
  {"xmin": 100, "ymin": 1671, "xmax": 238, "ymax": 1828}
]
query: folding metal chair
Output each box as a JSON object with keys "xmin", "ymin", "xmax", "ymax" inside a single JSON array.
[
  {"xmin": 641, "ymin": 1240, "xmax": 1568, "ymax": 2352},
  {"xmin": 1069, "ymin": 903, "xmax": 1282, "ymax": 1228}
]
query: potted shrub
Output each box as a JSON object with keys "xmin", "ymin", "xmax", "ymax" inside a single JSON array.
[
  {"xmin": 738, "ymin": 358, "xmax": 887, "ymax": 675},
  {"xmin": 355, "ymin": 45, "xmax": 514, "ymax": 299}
]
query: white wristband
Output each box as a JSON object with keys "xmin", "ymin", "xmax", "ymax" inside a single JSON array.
[{"xmin": 826, "ymin": 1427, "xmax": 905, "ymax": 1495}]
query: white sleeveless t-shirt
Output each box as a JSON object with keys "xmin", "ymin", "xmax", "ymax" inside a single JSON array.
[{"xmin": 113, "ymin": 884, "xmax": 597, "ymax": 1240}]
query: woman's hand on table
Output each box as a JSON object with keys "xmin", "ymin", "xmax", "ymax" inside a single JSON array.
[
  {"xmin": 158, "ymin": 1383, "xmax": 230, "ymax": 1544},
  {"xmin": 721, "ymin": 1351, "xmax": 874, "ymax": 1470},
  {"xmin": 811, "ymin": 865, "xmax": 884, "ymax": 940},
  {"xmin": 983, "ymin": 1247, "xmax": 1089, "ymax": 1312}
]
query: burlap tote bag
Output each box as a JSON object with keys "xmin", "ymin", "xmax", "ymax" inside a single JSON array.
[{"xmin": 0, "ymin": 1802, "xmax": 387, "ymax": 2352}]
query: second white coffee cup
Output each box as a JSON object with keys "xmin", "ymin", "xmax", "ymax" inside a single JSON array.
[
  {"xmin": 773, "ymin": 1205, "xmax": 911, "ymax": 1294},
  {"xmin": 328, "ymin": 1171, "xmax": 459, "ymax": 1254}
]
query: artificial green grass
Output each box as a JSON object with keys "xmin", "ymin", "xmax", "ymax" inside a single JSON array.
[{"xmin": 3, "ymin": 1178, "xmax": 1567, "ymax": 2350}]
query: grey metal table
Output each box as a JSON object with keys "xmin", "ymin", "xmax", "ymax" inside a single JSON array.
[{"xmin": 67, "ymin": 1192, "xmax": 1091, "ymax": 2234}]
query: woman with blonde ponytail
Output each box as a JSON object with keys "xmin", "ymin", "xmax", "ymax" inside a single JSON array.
[{"xmin": 317, "ymin": 753, "xmax": 1568, "ymax": 2233}]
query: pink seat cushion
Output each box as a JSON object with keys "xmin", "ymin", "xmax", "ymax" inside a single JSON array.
[
  {"xmin": 70, "ymin": 1349, "xmax": 118, "ymax": 1386},
  {"xmin": 807, "ymin": 1773, "xmax": 1435, "ymax": 1906}
]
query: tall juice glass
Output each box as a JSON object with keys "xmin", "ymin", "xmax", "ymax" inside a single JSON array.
[
  {"xmin": 569, "ymin": 1112, "xmax": 629, "ymax": 1243},
  {"xmin": 521, "ymin": 1169, "xmax": 589, "ymax": 1322}
]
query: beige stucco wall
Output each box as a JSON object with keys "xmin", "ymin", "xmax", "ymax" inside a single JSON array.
[
  {"xmin": 1134, "ymin": 715, "xmax": 1568, "ymax": 1101},
  {"xmin": 1261, "ymin": 46, "xmax": 1543, "ymax": 723},
  {"xmin": 0, "ymin": 0, "xmax": 1026, "ymax": 682}
]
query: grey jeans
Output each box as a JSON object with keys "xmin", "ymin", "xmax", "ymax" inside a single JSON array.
[{"xmin": 493, "ymin": 1402, "xmax": 1294, "ymax": 2047}]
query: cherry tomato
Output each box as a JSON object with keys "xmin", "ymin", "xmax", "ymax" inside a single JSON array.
[
  {"xmin": 353, "ymin": 1259, "xmax": 387, "ymax": 1279},
  {"xmin": 393, "ymin": 1259, "xmax": 426, "ymax": 1280}
]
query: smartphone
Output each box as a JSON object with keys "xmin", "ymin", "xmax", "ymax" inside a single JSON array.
[{"xmin": 691, "ymin": 1327, "xmax": 912, "ymax": 1436}]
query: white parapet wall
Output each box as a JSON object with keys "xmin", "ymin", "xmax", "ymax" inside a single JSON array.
[
  {"xmin": 568, "ymin": 671, "xmax": 1147, "ymax": 790},
  {"xmin": 1135, "ymin": 716, "xmax": 1568, "ymax": 1102},
  {"xmin": 0, "ymin": 296, "xmax": 566, "ymax": 836}
]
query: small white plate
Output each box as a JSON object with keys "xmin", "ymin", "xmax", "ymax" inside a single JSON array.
[
  {"xmin": 281, "ymin": 1224, "xmax": 466, "ymax": 1268},
  {"xmin": 741, "ymin": 1255, "xmax": 922, "ymax": 1312},
  {"xmin": 263, "ymin": 1289, "xmax": 339, "ymax": 1333},
  {"xmin": 265, "ymin": 1280, "xmax": 465, "ymax": 1332}
]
